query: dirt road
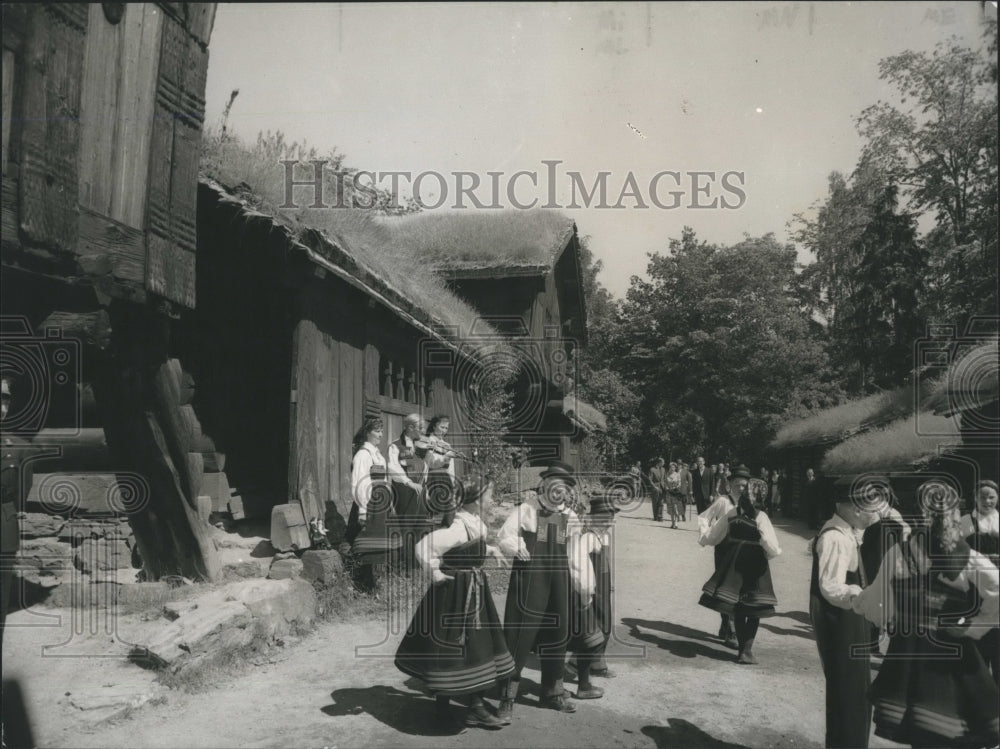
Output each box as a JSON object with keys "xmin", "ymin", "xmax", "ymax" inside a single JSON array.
[{"xmin": 4, "ymin": 508, "xmax": 905, "ymax": 748}]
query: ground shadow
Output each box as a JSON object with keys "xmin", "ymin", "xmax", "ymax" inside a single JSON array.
[
  {"xmin": 322, "ymin": 685, "xmax": 450, "ymax": 736},
  {"xmin": 621, "ymin": 617, "xmax": 723, "ymax": 646},
  {"xmin": 758, "ymin": 619, "xmax": 814, "ymax": 641},
  {"xmin": 622, "ymin": 621, "xmax": 736, "ymax": 664},
  {"xmin": 642, "ymin": 720, "xmax": 750, "ymax": 748},
  {"xmin": 769, "ymin": 517, "xmax": 818, "ymax": 542},
  {"xmin": 779, "ymin": 610, "xmax": 812, "ymax": 626}
]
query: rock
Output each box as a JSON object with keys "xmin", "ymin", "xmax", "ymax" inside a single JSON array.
[
  {"xmin": 270, "ymin": 503, "xmax": 309, "ymax": 552},
  {"xmin": 18, "ymin": 538, "xmax": 73, "ymax": 573},
  {"xmin": 18, "ymin": 512, "xmax": 65, "ymax": 538},
  {"xmin": 116, "ymin": 581, "xmax": 171, "ymax": 607},
  {"xmin": 67, "ymin": 683, "xmax": 162, "ymax": 724},
  {"xmin": 59, "ymin": 520, "xmax": 123, "ymax": 543},
  {"xmin": 300, "ymin": 549, "xmax": 344, "ymax": 585},
  {"xmin": 223, "ymin": 561, "xmax": 265, "ymax": 579},
  {"xmin": 267, "ymin": 558, "xmax": 303, "ymax": 580},
  {"xmin": 273, "ymin": 550, "xmax": 296, "ymax": 560},
  {"xmin": 75, "ymin": 538, "xmax": 133, "ymax": 573}
]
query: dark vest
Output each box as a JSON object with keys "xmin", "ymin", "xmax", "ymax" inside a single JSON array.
[{"xmin": 392, "ymin": 436, "xmax": 426, "ymax": 483}]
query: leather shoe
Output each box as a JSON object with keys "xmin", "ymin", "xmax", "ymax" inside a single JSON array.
[
  {"xmin": 575, "ymin": 685, "xmax": 604, "ymax": 699},
  {"xmin": 723, "ymin": 635, "xmax": 739, "ymax": 650},
  {"xmin": 737, "ymin": 648, "xmax": 758, "ymax": 665},
  {"xmin": 591, "ymin": 668, "xmax": 616, "ymax": 679},
  {"xmin": 465, "ymin": 704, "xmax": 504, "ymax": 730},
  {"xmin": 541, "ymin": 693, "xmax": 577, "ymax": 713}
]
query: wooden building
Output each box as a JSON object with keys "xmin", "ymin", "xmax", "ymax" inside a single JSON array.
[
  {"xmin": 1, "ymin": 3, "xmax": 220, "ymax": 580},
  {"xmin": 385, "ymin": 210, "xmax": 606, "ymax": 471}
]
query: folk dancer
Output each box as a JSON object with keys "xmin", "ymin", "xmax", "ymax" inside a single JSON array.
[
  {"xmin": 698, "ymin": 467, "xmax": 742, "ymax": 648},
  {"xmin": 568, "ymin": 492, "xmax": 620, "ymax": 696},
  {"xmin": 699, "ymin": 470, "xmax": 781, "ymax": 664},
  {"xmin": 960, "ymin": 479, "xmax": 999, "ymax": 685},
  {"xmin": 496, "ymin": 461, "xmax": 590, "ymax": 720},
  {"xmin": 388, "ymin": 414, "xmax": 430, "ymax": 570},
  {"xmin": 854, "ymin": 480, "xmax": 999, "ymax": 748},
  {"xmin": 810, "ymin": 478, "xmax": 884, "ymax": 749},
  {"xmin": 395, "ymin": 477, "xmax": 513, "ymax": 732},
  {"xmin": 346, "ymin": 417, "xmax": 400, "ymax": 593}
]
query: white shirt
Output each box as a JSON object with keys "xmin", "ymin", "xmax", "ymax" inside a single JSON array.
[
  {"xmin": 698, "ymin": 495, "xmax": 734, "ymax": 546},
  {"xmin": 853, "ymin": 543, "xmax": 1000, "ymax": 640},
  {"xmin": 387, "ymin": 435, "xmax": 425, "ymax": 491},
  {"xmin": 813, "ymin": 513, "xmax": 866, "ymax": 610},
  {"xmin": 415, "ymin": 510, "xmax": 493, "ymax": 583},
  {"xmin": 496, "ymin": 496, "xmax": 591, "ymax": 597},
  {"xmin": 701, "ymin": 507, "xmax": 782, "ymax": 560},
  {"xmin": 960, "ymin": 509, "xmax": 1000, "ymax": 539},
  {"xmin": 422, "ymin": 435, "xmax": 457, "ymax": 479},
  {"xmin": 350, "ymin": 442, "xmax": 386, "ymax": 520}
]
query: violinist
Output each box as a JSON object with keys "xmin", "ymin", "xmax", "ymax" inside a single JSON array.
[
  {"xmin": 421, "ymin": 415, "xmax": 457, "ymax": 518},
  {"xmin": 388, "ymin": 414, "xmax": 431, "ymax": 569}
]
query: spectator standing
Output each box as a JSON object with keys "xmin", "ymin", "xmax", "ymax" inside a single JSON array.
[{"xmin": 692, "ymin": 457, "xmax": 713, "ymax": 513}]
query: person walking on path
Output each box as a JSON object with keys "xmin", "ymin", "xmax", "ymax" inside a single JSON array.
[
  {"xmin": 692, "ymin": 457, "xmax": 712, "ymax": 513},
  {"xmin": 395, "ymin": 477, "xmax": 512, "ymax": 732},
  {"xmin": 699, "ymin": 470, "xmax": 781, "ymax": 664},
  {"xmin": 648, "ymin": 458, "xmax": 666, "ymax": 523},
  {"xmin": 496, "ymin": 461, "xmax": 590, "ymax": 720},
  {"xmin": 679, "ymin": 461, "xmax": 693, "ymax": 523},
  {"xmin": 698, "ymin": 466, "xmax": 745, "ymax": 649},
  {"xmin": 665, "ymin": 462, "xmax": 684, "ymax": 529}
]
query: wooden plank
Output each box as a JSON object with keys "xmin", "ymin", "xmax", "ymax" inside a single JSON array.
[
  {"xmin": 18, "ymin": 4, "xmax": 87, "ymax": 251},
  {"xmin": 186, "ymin": 3, "xmax": 216, "ymax": 48},
  {"xmin": 147, "ymin": 233, "xmax": 196, "ymax": 308},
  {"xmin": 111, "ymin": 2, "xmax": 162, "ymax": 228},
  {"xmin": 2, "ymin": 48, "xmax": 14, "ymax": 175},
  {"xmin": 38, "ymin": 310, "xmax": 112, "ymax": 350},
  {"xmin": 78, "ymin": 204, "xmax": 146, "ymax": 284},
  {"xmin": 2, "ymin": 171, "xmax": 19, "ymax": 249}
]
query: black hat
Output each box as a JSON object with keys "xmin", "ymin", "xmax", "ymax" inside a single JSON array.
[
  {"xmin": 589, "ymin": 494, "xmax": 620, "ymax": 516},
  {"xmin": 835, "ymin": 475, "xmax": 894, "ymax": 511},
  {"xmin": 731, "ymin": 464, "xmax": 751, "ymax": 480},
  {"xmin": 457, "ymin": 477, "xmax": 491, "ymax": 506},
  {"xmin": 539, "ymin": 460, "xmax": 577, "ymax": 487}
]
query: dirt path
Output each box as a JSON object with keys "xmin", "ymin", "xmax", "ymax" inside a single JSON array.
[{"xmin": 4, "ymin": 508, "xmax": 906, "ymax": 748}]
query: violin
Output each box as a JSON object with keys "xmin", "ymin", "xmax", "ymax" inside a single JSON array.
[{"xmin": 413, "ymin": 437, "xmax": 476, "ymax": 463}]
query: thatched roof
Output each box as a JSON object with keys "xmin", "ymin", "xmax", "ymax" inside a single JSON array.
[
  {"xmin": 381, "ymin": 210, "xmax": 577, "ymax": 279},
  {"xmin": 769, "ymin": 380, "xmax": 938, "ymax": 450},
  {"xmin": 923, "ymin": 341, "xmax": 999, "ymax": 416},
  {"xmin": 820, "ymin": 412, "xmax": 962, "ymax": 475},
  {"xmin": 563, "ymin": 394, "xmax": 608, "ymax": 434}
]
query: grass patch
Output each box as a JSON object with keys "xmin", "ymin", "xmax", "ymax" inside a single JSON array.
[{"xmin": 820, "ymin": 412, "xmax": 961, "ymax": 475}]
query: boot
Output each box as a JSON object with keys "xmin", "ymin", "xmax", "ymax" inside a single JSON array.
[
  {"xmin": 576, "ymin": 655, "xmax": 605, "ymax": 699},
  {"xmin": 737, "ymin": 639, "xmax": 758, "ymax": 665},
  {"xmin": 540, "ymin": 679, "xmax": 577, "ymax": 713},
  {"xmin": 435, "ymin": 695, "xmax": 467, "ymax": 735},
  {"xmin": 465, "ymin": 695, "xmax": 504, "ymax": 730},
  {"xmin": 497, "ymin": 679, "xmax": 518, "ymax": 725}
]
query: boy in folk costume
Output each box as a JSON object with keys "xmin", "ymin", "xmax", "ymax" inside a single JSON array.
[
  {"xmin": 496, "ymin": 461, "xmax": 590, "ymax": 720},
  {"xmin": 395, "ymin": 477, "xmax": 513, "ymax": 732},
  {"xmin": 698, "ymin": 467, "xmax": 743, "ymax": 649},
  {"xmin": 568, "ymin": 493, "xmax": 619, "ymax": 697},
  {"xmin": 809, "ymin": 478, "xmax": 885, "ymax": 749}
]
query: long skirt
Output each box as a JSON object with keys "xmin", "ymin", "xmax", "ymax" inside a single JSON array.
[
  {"xmin": 395, "ymin": 569, "xmax": 514, "ymax": 696},
  {"xmin": 871, "ymin": 631, "xmax": 999, "ymax": 747},
  {"xmin": 699, "ymin": 539, "xmax": 777, "ymax": 617}
]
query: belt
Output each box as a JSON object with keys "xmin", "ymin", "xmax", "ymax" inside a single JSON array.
[{"xmin": 457, "ymin": 568, "xmax": 484, "ymax": 645}]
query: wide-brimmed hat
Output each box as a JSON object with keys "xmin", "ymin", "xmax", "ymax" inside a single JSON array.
[
  {"xmin": 589, "ymin": 494, "xmax": 620, "ymax": 516},
  {"xmin": 456, "ymin": 477, "xmax": 491, "ymax": 506},
  {"xmin": 731, "ymin": 464, "xmax": 751, "ymax": 480},
  {"xmin": 539, "ymin": 460, "xmax": 577, "ymax": 487}
]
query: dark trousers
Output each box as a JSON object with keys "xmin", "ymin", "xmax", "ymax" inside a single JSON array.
[
  {"xmin": 978, "ymin": 628, "xmax": 1000, "ymax": 687},
  {"xmin": 734, "ymin": 612, "xmax": 759, "ymax": 650},
  {"xmin": 694, "ymin": 492, "xmax": 709, "ymax": 514},
  {"xmin": 810, "ymin": 594, "xmax": 872, "ymax": 749},
  {"xmin": 651, "ymin": 491, "xmax": 664, "ymax": 521}
]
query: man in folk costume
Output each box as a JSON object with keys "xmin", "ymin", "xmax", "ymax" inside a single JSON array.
[
  {"xmin": 809, "ymin": 478, "xmax": 884, "ymax": 749},
  {"xmin": 497, "ymin": 461, "xmax": 590, "ymax": 720},
  {"xmin": 698, "ymin": 466, "xmax": 745, "ymax": 649},
  {"xmin": 568, "ymin": 492, "xmax": 620, "ymax": 698},
  {"xmin": 387, "ymin": 413, "xmax": 430, "ymax": 570},
  {"xmin": 395, "ymin": 477, "xmax": 513, "ymax": 733}
]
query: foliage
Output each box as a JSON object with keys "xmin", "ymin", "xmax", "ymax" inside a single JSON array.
[{"xmin": 820, "ymin": 412, "xmax": 960, "ymax": 475}]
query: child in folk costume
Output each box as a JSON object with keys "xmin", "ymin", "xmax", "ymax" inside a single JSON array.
[
  {"xmin": 810, "ymin": 478, "xmax": 886, "ymax": 749},
  {"xmin": 698, "ymin": 467, "xmax": 743, "ymax": 649},
  {"xmin": 496, "ymin": 461, "xmax": 590, "ymax": 719},
  {"xmin": 854, "ymin": 480, "xmax": 999, "ymax": 748},
  {"xmin": 568, "ymin": 493, "xmax": 620, "ymax": 698},
  {"xmin": 395, "ymin": 477, "xmax": 513, "ymax": 732},
  {"xmin": 960, "ymin": 479, "xmax": 999, "ymax": 685},
  {"xmin": 699, "ymin": 467, "xmax": 781, "ymax": 664}
]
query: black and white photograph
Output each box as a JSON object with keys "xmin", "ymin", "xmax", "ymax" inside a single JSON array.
[{"xmin": 1, "ymin": 2, "xmax": 997, "ymax": 747}]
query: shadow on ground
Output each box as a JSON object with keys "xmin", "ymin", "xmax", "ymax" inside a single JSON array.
[
  {"xmin": 642, "ymin": 720, "xmax": 749, "ymax": 748},
  {"xmin": 621, "ymin": 618, "xmax": 737, "ymax": 663}
]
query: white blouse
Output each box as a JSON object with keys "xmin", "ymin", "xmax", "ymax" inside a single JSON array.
[
  {"xmin": 350, "ymin": 442, "xmax": 386, "ymax": 520},
  {"xmin": 960, "ymin": 509, "xmax": 1000, "ymax": 539},
  {"xmin": 697, "ymin": 495, "xmax": 734, "ymax": 546},
  {"xmin": 700, "ymin": 507, "xmax": 782, "ymax": 560},
  {"xmin": 415, "ymin": 510, "xmax": 492, "ymax": 584}
]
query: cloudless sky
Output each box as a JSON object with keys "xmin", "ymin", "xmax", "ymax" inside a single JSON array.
[{"xmin": 204, "ymin": 2, "xmax": 993, "ymax": 297}]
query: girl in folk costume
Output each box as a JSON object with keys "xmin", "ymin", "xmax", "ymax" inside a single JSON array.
[
  {"xmin": 346, "ymin": 417, "xmax": 401, "ymax": 593},
  {"xmin": 698, "ymin": 467, "xmax": 743, "ymax": 649},
  {"xmin": 855, "ymin": 480, "xmax": 1000, "ymax": 748},
  {"xmin": 497, "ymin": 461, "xmax": 590, "ymax": 720},
  {"xmin": 960, "ymin": 479, "xmax": 999, "ymax": 684},
  {"xmin": 394, "ymin": 477, "xmax": 513, "ymax": 732},
  {"xmin": 810, "ymin": 478, "xmax": 886, "ymax": 749},
  {"xmin": 699, "ymin": 467, "xmax": 781, "ymax": 664},
  {"xmin": 568, "ymin": 493, "xmax": 620, "ymax": 698},
  {"xmin": 422, "ymin": 415, "xmax": 457, "ymax": 511}
]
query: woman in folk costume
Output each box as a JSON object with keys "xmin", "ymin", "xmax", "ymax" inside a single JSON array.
[
  {"xmin": 497, "ymin": 461, "xmax": 590, "ymax": 720},
  {"xmin": 394, "ymin": 477, "xmax": 513, "ymax": 732},
  {"xmin": 960, "ymin": 479, "xmax": 999, "ymax": 684},
  {"xmin": 854, "ymin": 480, "xmax": 1000, "ymax": 748},
  {"xmin": 422, "ymin": 415, "xmax": 458, "ymax": 515},
  {"xmin": 346, "ymin": 417, "xmax": 401, "ymax": 593},
  {"xmin": 699, "ymin": 467, "xmax": 781, "ymax": 664},
  {"xmin": 698, "ymin": 468, "xmax": 743, "ymax": 648},
  {"xmin": 810, "ymin": 477, "xmax": 887, "ymax": 749},
  {"xmin": 568, "ymin": 493, "xmax": 620, "ymax": 698}
]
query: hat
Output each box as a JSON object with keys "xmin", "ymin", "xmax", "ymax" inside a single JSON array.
[
  {"xmin": 731, "ymin": 464, "xmax": 751, "ymax": 480},
  {"xmin": 837, "ymin": 474, "xmax": 894, "ymax": 511},
  {"xmin": 539, "ymin": 460, "xmax": 577, "ymax": 487},
  {"xmin": 457, "ymin": 477, "xmax": 491, "ymax": 506},
  {"xmin": 589, "ymin": 494, "xmax": 620, "ymax": 516}
]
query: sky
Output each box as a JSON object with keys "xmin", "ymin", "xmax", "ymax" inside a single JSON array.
[{"xmin": 203, "ymin": 2, "xmax": 994, "ymax": 298}]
